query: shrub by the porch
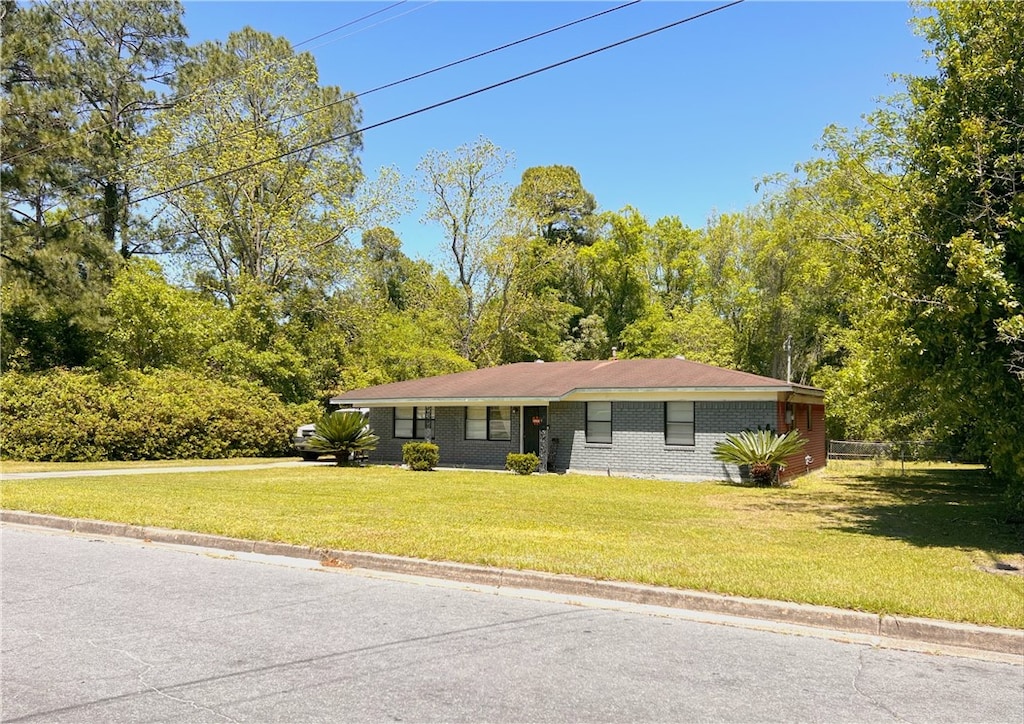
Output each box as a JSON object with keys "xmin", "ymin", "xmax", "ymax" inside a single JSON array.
[
  {"xmin": 506, "ymin": 453, "xmax": 540, "ymax": 475},
  {"xmin": 712, "ymin": 429, "xmax": 806, "ymax": 486},
  {"xmin": 403, "ymin": 442, "xmax": 439, "ymax": 471}
]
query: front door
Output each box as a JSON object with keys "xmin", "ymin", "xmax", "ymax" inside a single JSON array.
[{"xmin": 522, "ymin": 406, "xmax": 547, "ymax": 457}]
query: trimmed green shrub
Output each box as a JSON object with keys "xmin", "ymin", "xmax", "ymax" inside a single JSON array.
[
  {"xmin": 506, "ymin": 452, "xmax": 540, "ymax": 475},
  {"xmin": 0, "ymin": 369, "xmax": 316, "ymax": 461},
  {"xmin": 402, "ymin": 442, "xmax": 439, "ymax": 471}
]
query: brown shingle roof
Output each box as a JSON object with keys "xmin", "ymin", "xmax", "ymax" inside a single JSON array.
[{"xmin": 333, "ymin": 358, "xmax": 823, "ymax": 404}]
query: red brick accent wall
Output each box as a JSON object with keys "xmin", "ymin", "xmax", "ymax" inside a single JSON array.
[{"xmin": 776, "ymin": 401, "xmax": 827, "ymax": 481}]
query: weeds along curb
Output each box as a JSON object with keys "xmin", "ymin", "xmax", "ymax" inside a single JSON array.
[{"xmin": 3, "ymin": 509, "xmax": 1022, "ymax": 657}]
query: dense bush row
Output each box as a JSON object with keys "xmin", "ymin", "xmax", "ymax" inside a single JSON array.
[{"xmin": 0, "ymin": 369, "xmax": 318, "ymax": 461}]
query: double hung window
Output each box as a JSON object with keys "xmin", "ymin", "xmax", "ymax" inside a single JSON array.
[
  {"xmin": 394, "ymin": 406, "xmax": 434, "ymax": 439},
  {"xmin": 465, "ymin": 406, "xmax": 511, "ymax": 441},
  {"xmin": 586, "ymin": 402, "xmax": 612, "ymax": 444},
  {"xmin": 665, "ymin": 401, "xmax": 695, "ymax": 446}
]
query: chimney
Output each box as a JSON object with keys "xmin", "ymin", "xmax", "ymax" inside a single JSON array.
[{"xmin": 611, "ymin": 346, "xmax": 618, "ymax": 360}]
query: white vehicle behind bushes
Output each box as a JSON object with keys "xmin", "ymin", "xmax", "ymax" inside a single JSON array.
[{"xmin": 292, "ymin": 407, "xmax": 368, "ymax": 461}]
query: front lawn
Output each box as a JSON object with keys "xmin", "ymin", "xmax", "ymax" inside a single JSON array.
[
  {"xmin": 2, "ymin": 461, "xmax": 1021, "ymax": 628},
  {"xmin": 0, "ymin": 457, "xmax": 290, "ymax": 474}
]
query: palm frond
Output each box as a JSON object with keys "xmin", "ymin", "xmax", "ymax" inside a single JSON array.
[
  {"xmin": 308, "ymin": 410, "xmax": 380, "ymax": 465},
  {"xmin": 712, "ymin": 429, "xmax": 807, "ymax": 485}
]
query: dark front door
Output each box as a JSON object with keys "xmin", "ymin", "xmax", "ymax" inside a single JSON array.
[
  {"xmin": 524, "ymin": 405, "xmax": 548, "ymax": 456},
  {"xmin": 522, "ymin": 406, "xmax": 547, "ymax": 457}
]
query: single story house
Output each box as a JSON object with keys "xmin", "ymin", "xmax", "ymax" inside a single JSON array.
[{"xmin": 332, "ymin": 357, "xmax": 826, "ymax": 482}]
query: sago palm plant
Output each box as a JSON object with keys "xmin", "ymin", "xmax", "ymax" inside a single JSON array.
[
  {"xmin": 712, "ymin": 429, "xmax": 807, "ymax": 486},
  {"xmin": 308, "ymin": 410, "xmax": 380, "ymax": 466}
]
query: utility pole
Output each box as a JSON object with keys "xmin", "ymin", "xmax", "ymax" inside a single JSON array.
[{"xmin": 784, "ymin": 335, "xmax": 793, "ymax": 383}]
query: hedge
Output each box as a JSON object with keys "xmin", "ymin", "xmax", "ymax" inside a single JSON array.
[{"xmin": 0, "ymin": 369, "xmax": 318, "ymax": 461}]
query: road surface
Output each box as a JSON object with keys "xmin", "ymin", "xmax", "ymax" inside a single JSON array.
[{"xmin": 1, "ymin": 525, "xmax": 1020, "ymax": 723}]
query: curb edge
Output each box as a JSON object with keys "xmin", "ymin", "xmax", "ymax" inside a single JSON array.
[{"xmin": 3, "ymin": 510, "xmax": 1021, "ymax": 657}]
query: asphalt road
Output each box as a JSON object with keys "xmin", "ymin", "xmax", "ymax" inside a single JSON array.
[{"xmin": 2, "ymin": 526, "xmax": 1021, "ymax": 723}]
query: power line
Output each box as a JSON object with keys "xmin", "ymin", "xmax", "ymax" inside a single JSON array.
[
  {"xmin": 13, "ymin": 0, "xmax": 746, "ymax": 237},
  {"xmin": 138, "ymin": 0, "xmax": 746, "ymax": 204},
  {"xmin": 96, "ymin": 0, "xmax": 642, "ymax": 193},
  {"xmin": 24, "ymin": 0, "xmax": 638, "ymax": 215},
  {"xmin": 292, "ymin": 0, "xmax": 411, "ymax": 50},
  {"xmin": 300, "ymin": 0, "xmax": 437, "ymax": 55},
  {"xmin": 2, "ymin": 0, "xmax": 418, "ymax": 165}
]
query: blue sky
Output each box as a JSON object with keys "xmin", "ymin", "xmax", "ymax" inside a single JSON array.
[{"xmin": 180, "ymin": 1, "xmax": 933, "ymax": 260}]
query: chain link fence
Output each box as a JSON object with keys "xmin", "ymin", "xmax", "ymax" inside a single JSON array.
[{"xmin": 827, "ymin": 440, "xmax": 961, "ymax": 462}]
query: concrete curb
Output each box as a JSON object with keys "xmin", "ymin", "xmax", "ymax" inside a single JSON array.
[{"xmin": 3, "ymin": 510, "xmax": 1022, "ymax": 657}]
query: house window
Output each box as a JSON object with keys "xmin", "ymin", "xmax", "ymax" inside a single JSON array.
[
  {"xmin": 465, "ymin": 406, "xmax": 511, "ymax": 441},
  {"xmin": 488, "ymin": 406, "xmax": 511, "ymax": 441},
  {"xmin": 394, "ymin": 406, "xmax": 434, "ymax": 439},
  {"xmin": 465, "ymin": 407, "xmax": 486, "ymax": 440},
  {"xmin": 586, "ymin": 402, "xmax": 612, "ymax": 444},
  {"xmin": 806, "ymin": 405, "xmax": 813, "ymax": 430},
  {"xmin": 665, "ymin": 401, "xmax": 695, "ymax": 446}
]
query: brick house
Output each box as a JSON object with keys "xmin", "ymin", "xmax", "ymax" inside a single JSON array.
[{"xmin": 332, "ymin": 357, "xmax": 826, "ymax": 482}]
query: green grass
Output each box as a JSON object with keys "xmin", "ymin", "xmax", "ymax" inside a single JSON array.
[
  {"xmin": 2, "ymin": 460, "xmax": 1021, "ymax": 628},
  {"xmin": 0, "ymin": 457, "xmax": 290, "ymax": 473}
]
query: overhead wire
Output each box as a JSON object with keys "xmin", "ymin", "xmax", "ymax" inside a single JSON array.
[
  {"xmin": 136, "ymin": 0, "xmax": 747, "ymax": 205},
  {"xmin": 292, "ymin": 0, "xmax": 412, "ymax": 50},
  {"xmin": 300, "ymin": 0, "xmax": 437, "ymax": 55},
  {"xmin": 29, "ymin": 0, "xmax": 642, "ymax": 215},
  {"xmin": 2, "ymin": 0, "xmax": 420, "ymax": 165},
  {"xmin": 12, "ymin": 0, "xmax": 746, "ymax": 237},
  {"xmin": 77, "ymin": 0, "xmax": 638, "ymax": 195}
]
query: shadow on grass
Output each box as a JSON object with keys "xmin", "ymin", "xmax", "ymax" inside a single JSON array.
[{"xmin": 821, "ymin": 465, "xmax": 1023, "ymax": 557}]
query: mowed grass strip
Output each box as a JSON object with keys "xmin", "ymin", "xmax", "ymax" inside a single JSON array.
[
  {"xmin": 2, "ymin": 461, "xmax": 1021, "ymax": 628},
  {"xmin": 0, "ymin": 457, "xmax": 288, "ymax": 474}
]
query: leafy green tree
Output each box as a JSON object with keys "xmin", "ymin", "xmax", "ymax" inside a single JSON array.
[
  {"xmin": 646, "ymin": 215, "xmax": 701, "ymax": 309},
  {"xmin": 558, "ymin": 313, "xmax": 609, "ymax": 361},
  {"xmin": 814, "ymin": 2, "xmax": 1024, "ymax": 509},
  {"xmin": 620, "ymin": 303, "xmax": 736, "ymax": 367},
  {"xmin": 787, "ymin": 125, "xmax": 926, "ymax": 440},
  {"xmin": 308, "ymin": 410, "xmax": 379, "ymax": 466},
  {"xmin": 102, "ymin": 259, "xmax": 223, "ymax": 371},
  {"xmin": 510, "ymin": 165, "xmax": 597, "ymax": 245},
  {"xmin": 362, "ymin": 226, "xmax": 413, "ymax": 310},
  {"xmin": 2, "ymin": 0, "xmax": 186, "ymax": 256},
  {"xmin": 419, "ymin": 136, "xmax": 511, "ymax": 360},
  {"xmin": 136, "ymin": 27, "xmax": 363, "ymax": 306},
  {"xmin": 281, "ymin": 260, "xmax": 471, "ymax": 398},
  {"xmin": 419, "ymin": 137, "xmax": 564, "ymax": 365},
  {"xmin": 574, "ymin": 207, "xmax": 653, "ymax": 356},
  {"xmin": 206, "ymin": 279, "xmax": 312, "ymax": 403},
  {"xmin": 1, "ymin": 0, "xmax": 77, "ymax": 234},
  {"xmin": 1, "ymin": 0, "xmax": 185, "ymax": 370},
  {"xmin": 897, "ymin": 1, "xmax": 1024, "ymax": 500},
  {"xmin": 0, "ymin": 213, "xmax": 116, "ymax": 371},
  {"xmin": 50, "ymin": 0, "xmax": 186, "ymax": 256}
]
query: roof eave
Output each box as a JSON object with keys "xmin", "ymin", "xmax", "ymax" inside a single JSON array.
[
  {"xmin": 331, "ymin": 396, "xmax": 555, "ymax": 407},
  {"xmin": 334, "ymin": 384, "xmax": 824, "ymax": 407}
]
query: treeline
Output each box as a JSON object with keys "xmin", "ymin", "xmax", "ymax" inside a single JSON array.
[{"xmin": 1, "ymin": 2, "xmax": 1021, "ymax": 510}]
